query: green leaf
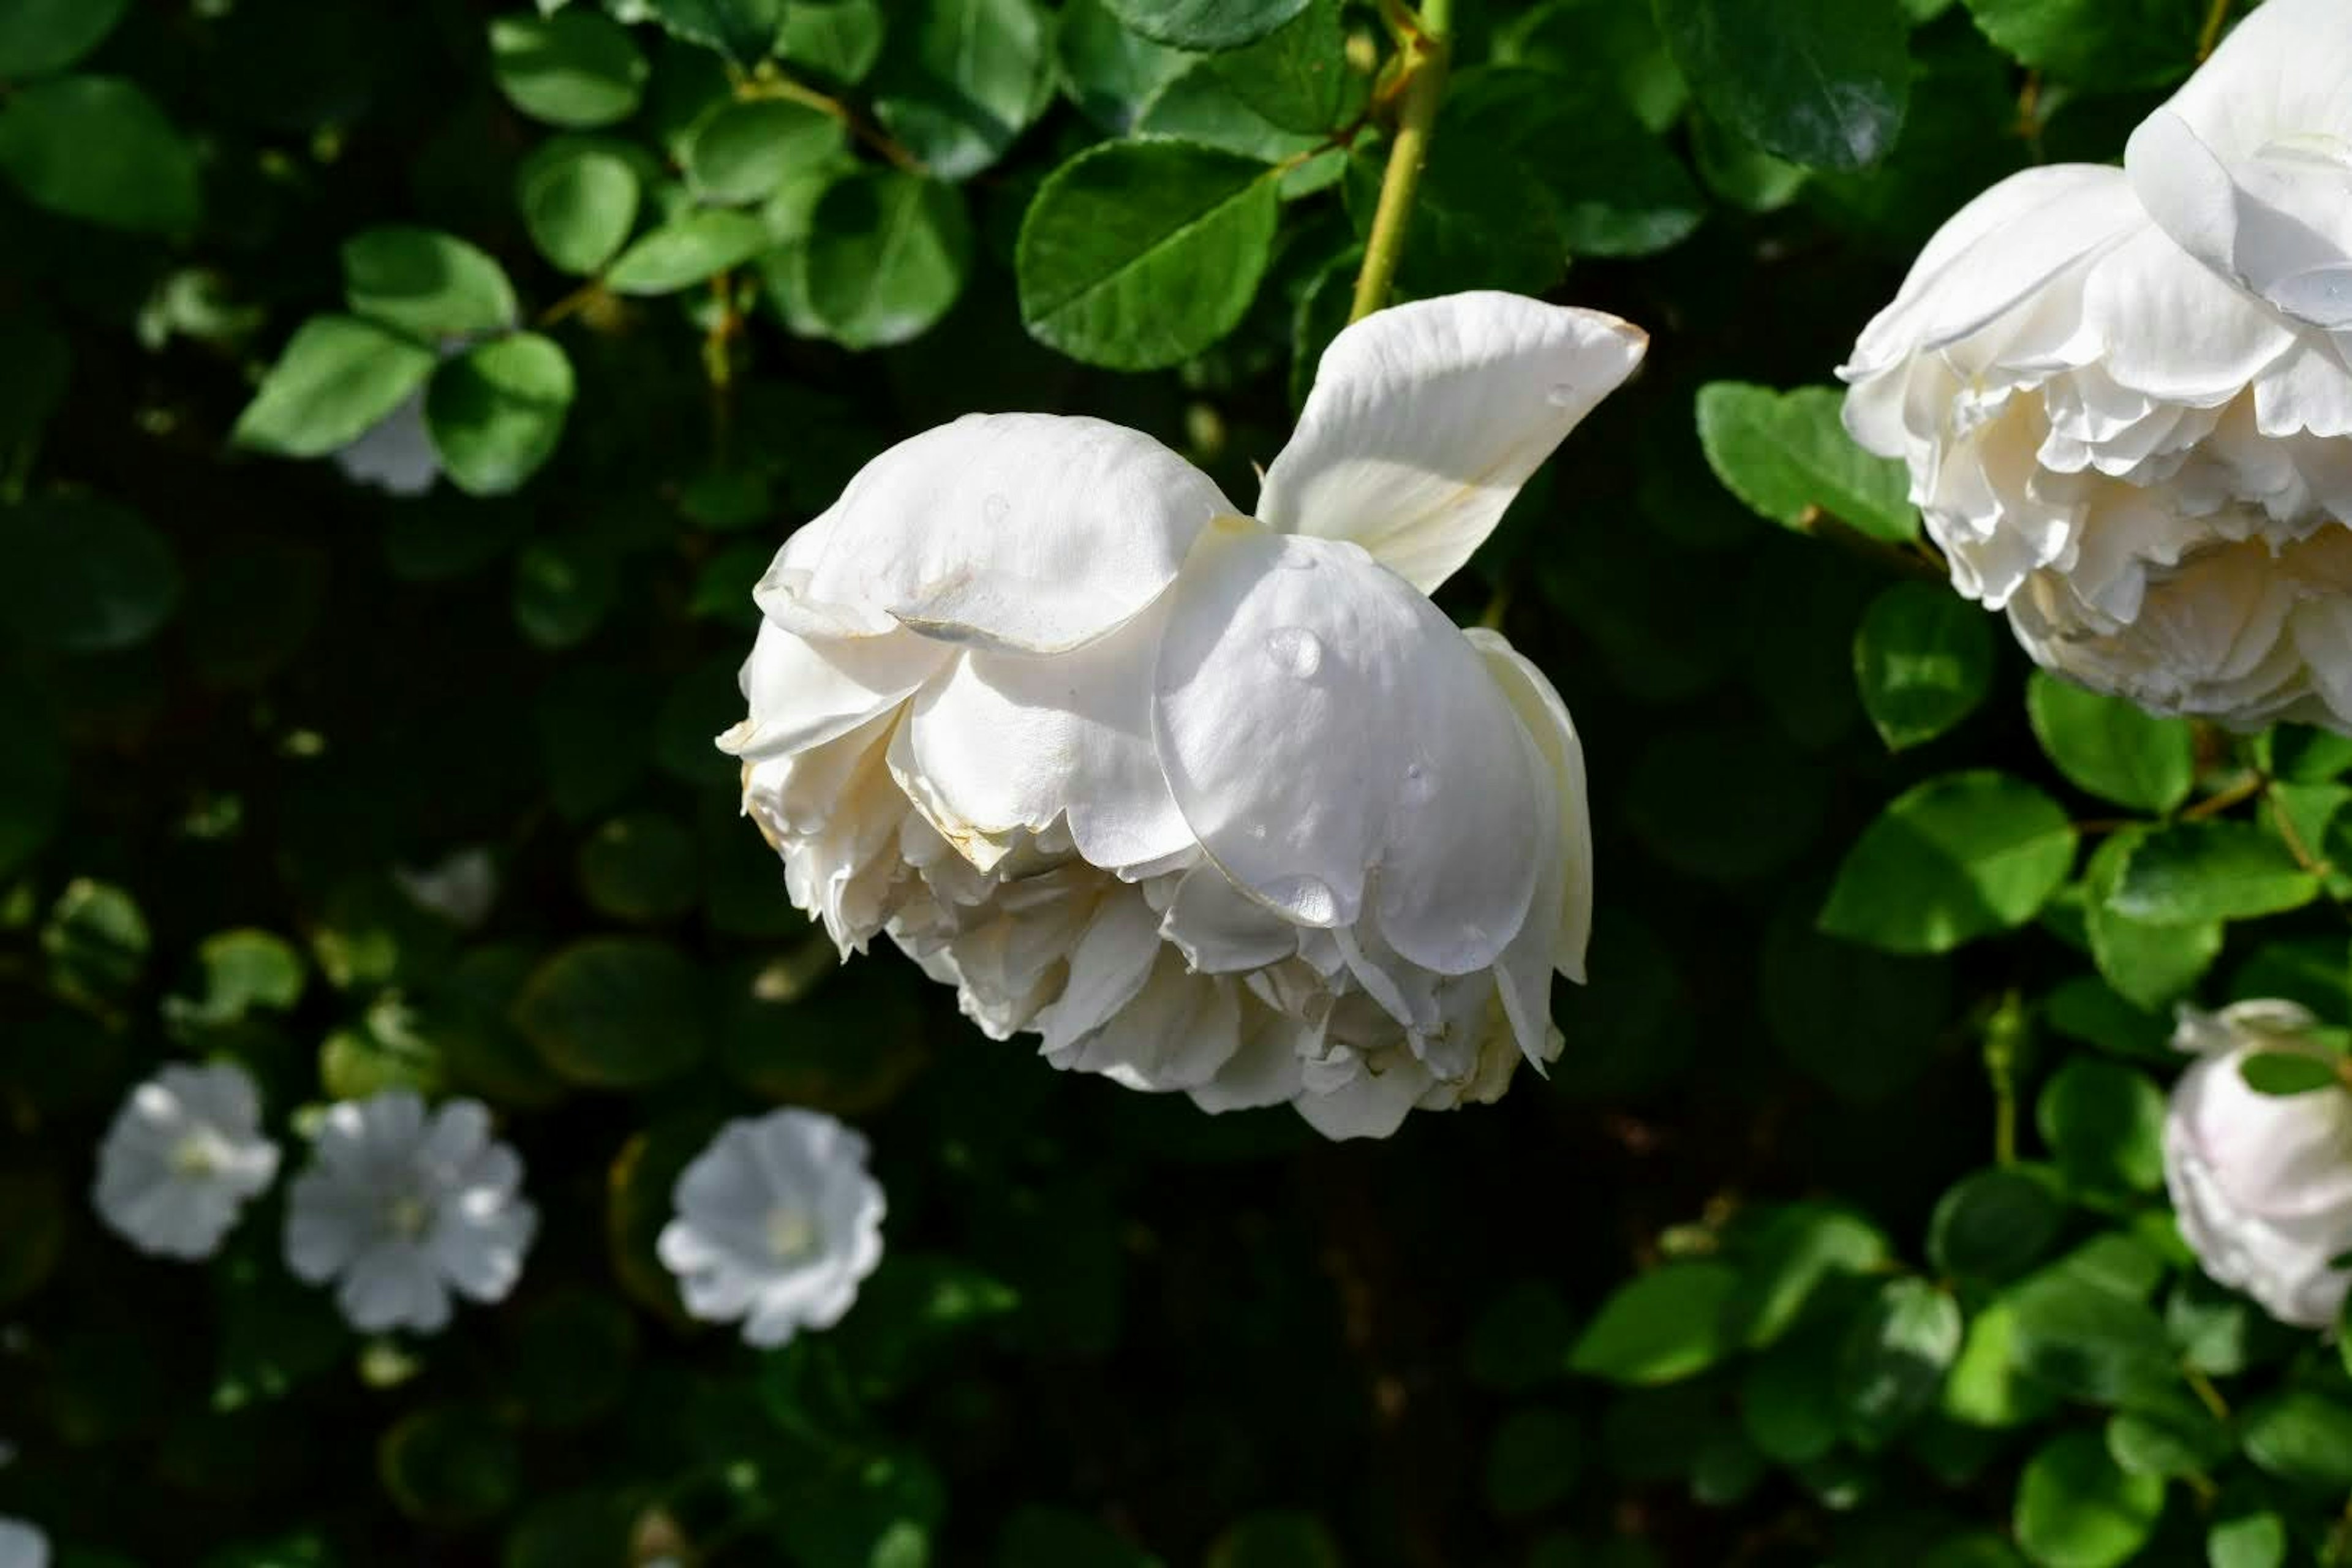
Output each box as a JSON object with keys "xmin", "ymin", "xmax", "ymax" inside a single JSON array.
[
  {"xmin": 1695, "ymin": 382, "xmax": 1917, "ymax": 542},
  {"xmin": 872, "ymin": 0, "xmax": 1051, "ymax": 182},
  {"xmin": 233, "ymin": 314, "xmax": 437, "ymax": 459},
  {"xmin": 1928, "ymin": 1167, "xmax": 2064, "ymax": 1283},
  {"xmin": 1961, "ymin": 0, "xmax": 2199, "ymax": 90},
  {"xmin": 2025, "ymin": 671, "xmax": 2196, "ymax": 813},
  {"xmin": 2104, "ymin": 1393, "xmax": 2230, "ymax": 1480},
  {"xmin": 781, "ymin": 0, "xmax": 887, "ymax": 85},
  {"xmin": 0, "ymin": 75, "xmax": 200, "ymax": 232},
  {"xmin": 605, "ymin": 209, "xmax": 769, "ymax": 294},
  {"xmin": 1654, "ymin": 0, "xmax": 1909, "ymax": 171},
  {"xmin": 518, "ymin": 137, "xmax": 642, "ymax": 274},
  {"xmin": 2013, "ymin": 1431, "xmax": 2164, "ymax": 1568},
  {"xmin": 2241, "ymin": 1389, "xmax": 2352, "ymax": 1490},
  {"xmin": 0, "ymin": 497, "xmax": 179, "ymax": 654},
  {"xmin": 1835, "ymin": 1277, "xmax": 1962, "ymax": 1449},
  {"xmin": 1056, "ymin": 0, "xmax": 1191, "ymax": 132},
  {"xmin": 341, "ymin": 227, "xmax": 519, "ymax": 341},
  {"xmin": 2001, "ymin": 1254, "xmax": 2180, "ymax": 1412},
  {"xmin": 2209, "ymin": 1511, "xmax": 2290, "ymax": 1568},
  {"xmin": 2081, "ymin": 829, "xmax": 2223, "ymax": 1009},
  {"xmin": 1820, "ymin": 772, "xmax": 2077, "ymax": 955},
  {"xmin": 2269, "ymin": 723, "xmax": 2352, "ymax": 783},
  {"xmin": 513, "ymin": 536, "xmax": 616, "ymax": 649},
  {"xmin": 1498, "ymin": 0, "xmax": 1689, "ymax": 134},
  {"xmin": 576, "ymin": 811, "xmax": 699, "ymax": 923},
  {"xmin": 379, "ymin": 1406, "xmax": 522, "ymax": 1528},
  {"xmin": 1741, "ymin": 1335, "xmax": 1842, "ymax": 1463},
  {"xmin": 1943, "ymin": 1300, "xmax": 2059, "ymax": 1430},
  {"xmin": 1017, "ymin": 140, "xmax": 1279, "ymax": 371},
  {"xmin": 170, "ymin": 929, "xmax": 307, "ymax": 1028},
  {"xmin": 2241, "ymin": 1050, "xmax": 2342, "ymax": 1096},
  {"xmin": 42, "ymin": 877, "xmax": 148, "ymax": 1001},
  {"xmin": 1341, "ymin": 135, "xmax": 1567, "ymax": 296},
  {"xmin": 1853, "ymin": 581, "xmax": 1995, "ymax": 750},
  {"xmin": 796, "ymin": 170, "xmax": 972, "ymax": 349},
  {"xmin": 0, "ymin": 0, "xmax": 129, "ymax": 76},
  {"xmin": 1726, "ymin": 1201, "xmax": 1891, "ymax": 1348},
  {"xmin": 2036, "ymin": 1058, "xmax": 2165, "ymax": 1195},
  {"xmin": 1135, "ymin": 62, "xmax": 1330, "ymax": 176},
  {"xmin": 1762, "ymin": 900, "xmax": 1953, "ymax": 1102},
  {"xmin": 423, "ymin": 333, "xmax": 574, "ymax": 497},
  {"xmin": 1448, "ymin": 67, "xmax": 1705, "ymax": 262},
  {"xmin": 2106, "ymin": 821, "xmax": 2320, "ymax": 924},
  {"xmin": 647, "ymin": 0, "xmax": 785, "ymax": 64},
  {"xmin": 685, "ymin": 99, "xmax": 845, "ymax": 205},
  {"xmin": 1205, "ymin": 0, "xmax": 1361, "ymax": 134},
  {"xmin": 1484, "ymin": 1407, "xmax": 1583, "ymax": 1517},
  {"xmin": 1567, "ymin": 1262, "xmax": 1741, "ymax": 1385},
  {"xmin": 1102, "ymin": 0, "xmax": 1308, "ymax": 51},
  {"xmin": 489, "ymin": 12, "xmax": 649, "ymax": 129},
  {"xmin": 513, "ymin": 937, "xmax": 709, "ymax": 1088}
]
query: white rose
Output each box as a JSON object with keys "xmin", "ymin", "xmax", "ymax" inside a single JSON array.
[
  {"xmin": 720, "ymin": 292, "xmax": 1645, "ymax": 1139},
  {"xmin": 2163, "ymin": 1000, "xmax": 2352, "ymax": 1329},
  {"xmin": 1839, "ymin": 0, "xmax": 2352, "ymax": 733}
]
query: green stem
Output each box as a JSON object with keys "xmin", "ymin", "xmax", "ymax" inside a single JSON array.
[
  {"xmin": 1986, "ymin": 991, "xmax": 2025, "ymax": 1167},
  {"xmin": 1348, "ymin": 0, "xmax": 1453, "ymax": 323}
]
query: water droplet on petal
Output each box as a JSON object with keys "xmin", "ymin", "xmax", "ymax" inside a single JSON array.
[
  {"xmin": 981, "ymin": 492, "xmax": 1009, "ymax": 525},
  {"xmin": 1279, "ymin": 551, "xmax": 1317, "ymax": 571},
  {"xmin": 1545, "ymin": 381, "xmax": 1580, "ymax": 407},
  {"xmin": 1401, "ymin": 761, "xmax": 1437, "ymax": 804},
  {"xmin": 1265, "ymin": 626, "xmax": 1324, "ymax": 678}
]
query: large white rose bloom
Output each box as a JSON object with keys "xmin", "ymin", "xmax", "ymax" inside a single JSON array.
[
  {"xmin": 720, "ymin": 292, "xmax": 1643, "ymax": 1139},
  {"xmin": 2163, "ymin": 1000, "xmax": 2352, "ymax": 1329},
  {"xmin": 657, "ymin": 1107, "xmax": 886, "ymax": 1348},
  {"xmin": 283, "ymin": 1091, "xmax": 537, "ymax": 1333},
  {"xmin": 92, "ymin": 1061, "xmax": 279, "ymax": 1261},
  {"xmin": 0, "ymin": 1517, "xmax": 47, "ymax": 1568},
  {"xmin": 1840, "ymin": 0, "xmax": 2352, "ymax": 731}
]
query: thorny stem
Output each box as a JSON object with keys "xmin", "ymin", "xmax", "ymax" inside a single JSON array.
[
  {"xmin": 1349, "ymin": 0, "xmax": 1453, "ymax": 323},
  {"xmin": 2197, "ymin": 0, "xmax": 2234, "ymax": 59}
]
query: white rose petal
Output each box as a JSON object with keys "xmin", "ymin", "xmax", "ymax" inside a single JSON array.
[
  {"xmin": 92, "ymin": 1061, "xmax": 279, "ymax": 1261},
  {"xmin": 333, "ymin": 389, "xmax": 439, "ymax": 497},
  {"xmin": 656, "ymin": 1107, "xmax": 886, "ymax": 1348},
  {"xmin": 721, "ymin": 291, "xmax": 1641, "ymax": 1139},
  {"xmin": 2163, "ymin": 1001, "xmax": 2352, "ymax": 1329},
  {"xmin": 0, "ymin": 1516, "xmax": 48, "ymax": 1568},
  {"xmin": 283, "ymin": 1091, "xmax": 537, "ymax": 1334},
  {"xmin": 1841, "ymin": 0, "xmax": 2352, "ymax": 734}
]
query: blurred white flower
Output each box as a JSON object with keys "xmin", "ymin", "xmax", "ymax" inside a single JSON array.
[
  {"xmin": 1841, "ymin": 0, "xmax": 2352, "ymax": 733},
  {"xmin": 393, "ymin": 846, "xmax": 499, "ymax": 930},
  {"xmin": 657, "ymin": 1107, "xmax": 884, "ymax": 1348},
  {"xmin": 333, "ymin": 389, "xmax": 437, "ymax": 496},
  {"xmin": 284, "ymin": 1091, "xmax": 537, "ymax": 1333},
  {"xmin": 2163, "ymin": 1000, "xmax": 2352, "ymax": 1328},
  {"xmin": 92, "ymin": 1061, "xmax": 279, "ymax": 1261},
  {"xmin": 722, "ymin": 292, "xmax": 1640, "ymax": 1139},
  {"xmin": 0, "ymin": 1517, "xmax": 47, "ymax": 1568}
]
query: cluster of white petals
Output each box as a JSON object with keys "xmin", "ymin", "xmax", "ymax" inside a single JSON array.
[
  {"xmin": 0, "ymin": 1517, "xmax": 47, "ymax": 1568},
  {"xmin": 657, "ymin": 1107, "xmax": 886, "ymax": 1347},
  {"xmin": 722, "ymin": 292, "xmax": 1641, "ymax": 1138},
  {"xmin": 92, "ymin": 1061, "xmax": 279, "ymax": 1261},
  {"xmin": 284, "ymin": 1090, "xmax": 537, "ymax": 1333},
  {"xmin": 1842, "ymin": 0, "xmax": 2352, "ymax": 731},
  {"xmin": 2163, "ymin": 1000, "xmax": 2352, "ymax": 1329}
]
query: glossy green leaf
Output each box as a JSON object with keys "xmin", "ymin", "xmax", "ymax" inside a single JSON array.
[
  {"xmin": 1696, "ymin": 382, "xmax": 1917, "ymax": 542},
  {"xmin": 2241, "ymin": 1050, "xmax": 2342, "ymax": 1096},
  {"xmin": 797, "ymin": 170, "xmax": 973, "ymax": 349},
  {"xmin": 2026, "ymin": 671, "xmax": 2197, "ymax": 813},
  {"xmin": 1017, "ymin": 140, "xmax": 1279, "ymax": 370},
  {"xmin": 1567, "ymin": 1262, "xmax": 1741, "ymax": 1386},
  {"xmin": 604, "ymin": 209, "xmax": 769, "ymax": 293},
  {"xmin": 2013, "ymin": 1431, "xmax": 2163, "ymax": 1568},
  {"xmin": 1928, "ymin": 1167, "xmax": 2064, "ymax": 1283},
  {"xmin": 1056, "ymin": 0, "xmax": 1190, "ymax": 132},
  {"xmin": 423, "ymin": 333, "xmax": 575, "ymax": 497},
  {"xmin": 1853, "ymin": 581, "xmax": 1995, "ymax": 750},
  {"xmin": 685, "ymin": 99, "xmax": 845, "ymax": 205},
  {"xmin": 872, "ymin": 0, "xmax": 1051, "ymax": 182},
  {"xmin": 647, "ymin": 0, "xmax": 785, "ymax": 64},
  {"xmin": 0, "ymin": 75, "xmax": 199, "ymax": 232},
  {"xmin": 2035, "ymin": 1058, "xmax": 2165, "ymax": 1195},
  {"xmin": 1655, "ymin": 0, "xmax": 1910, "ymax": 171},
  {"xmin": 2081, "ymin": 828, "xmax": 2224, "ymax": 1009},
  {"xmin": 1102, "ymin": 0, "xmax": 1309, "ymax": 51},
  {"xmin": 1835, "ymin": 1276, "xmax": 1961, "ymax": 1449},
  {"xmin": 1820, "ymin": 772, "xmax": 2076, "ymax": 954},
  {"xmin": 1961, "ymin": 0, "xmax": 2199, "ymax": 89},
  {"xmin": 2241, "ymin": 1390, "xmax": 2352, "ymax": 1490},
  {"xmin": 342, "ymin": 227, "xmax": 518, "ymax": 340},
  {"xmin": 2106, "ymin": 821, "xmax": 2320, "ymax": 924},
  {"xmin": 518, "ymin": 137, "xmax": 642, "ymax": 274},
  {"xmin": 781, "ymin": 0, "xmax": 888, "ymax": 85},
  {"xmin": 233, "ymin": 314, "xmax": 437, "ymax": 459},
  {"xmin": 489, "ymin": 12, "xmax": 649, "ymax": 129}
]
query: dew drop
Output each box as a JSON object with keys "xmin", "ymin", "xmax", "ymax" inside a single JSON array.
[
  {"xmin": 1279, "ymin": 551, "xmax": 1318, "ymax": 571},
  {"xmin": 1264, "ymin": 625, "xmax": 1324, "ymax": 678},
  {"xmin": 981, "ymin": 492, "xmax": 1010, "ymax": 525},
  {"xmin": 1401, "ymin": 761, "xmax": 1437, "ymax": 804},
  {"xmin": 1545, "ymin": 380, "xmax": 1581, "ymax": 407}
]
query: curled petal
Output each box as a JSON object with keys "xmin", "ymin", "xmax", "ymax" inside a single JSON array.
[
  {"xmin": 722, "ymin": 619, "xmax": 947, "ymax": 763},
  {"xmin": 1257, "ymin": 292, "xmax": 1646, "ymax": 593},
  {"xmin": 1152, "ymin": 525, "xmax": 1540, "ymax": 974}
]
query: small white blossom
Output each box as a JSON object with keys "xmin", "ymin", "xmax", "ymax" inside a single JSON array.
[
  {"xmin": 2164, "ymin": 1001, "xmax": 2352, "ymax": 1329},
  {"xmin": 284, "ymin": 1091, "xmax": 537, "ymax": 1333},
  {"xmin": 393, "ymin": 846, "xmax": 499, "ymax": 930},
  {"xmin": 658, "ymin": 1108, "xmax": 885, "ymax": 1348},
  {"xmin": 0, "ymin": 1517, "xmax": 47, "ymax": 1568},
  {"xmin": 92, "ymin": 1061, "xmax": 279, "ymax": 1261},
  {"xmin": 334, "ymin": 390, "xmax": 437, "ymax": 496}
]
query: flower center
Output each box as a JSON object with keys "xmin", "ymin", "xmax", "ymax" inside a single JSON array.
[
  {"xmin": 169, "ymin": 1131, "xmax": 224, "ymax": 1177},
  {"xmin": 385, "ymin": 1194, "xmax": 431, "ymax": 1240},
  {"xmin": 765, "ymin": 1205, "xmax": 819, "ymax": 1262}
]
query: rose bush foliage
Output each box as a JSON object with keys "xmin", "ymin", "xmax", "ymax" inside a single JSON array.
[{"xmin": 12, "ymin": 1, "xmax": 2352, "ymax": 1566}]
